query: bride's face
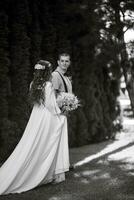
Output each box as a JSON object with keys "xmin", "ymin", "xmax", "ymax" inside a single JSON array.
[{"xmin": 58, "ymin": 56, "xmax": 71, "ymax": 71}]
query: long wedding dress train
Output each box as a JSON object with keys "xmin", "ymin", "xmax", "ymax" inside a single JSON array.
[{"xmin": 0, "ymin": 82, "xmax": 69, "ymax": 195}]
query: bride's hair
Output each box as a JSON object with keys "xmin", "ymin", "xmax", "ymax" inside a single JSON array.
[{"xmin": 29, "ymin": 60, "xmax": 52, "ymax": 105}]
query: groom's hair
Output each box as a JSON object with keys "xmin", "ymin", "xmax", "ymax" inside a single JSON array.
[{"xmin": 58, "ymin": 53, "xmax": 70, "ymax": 60}]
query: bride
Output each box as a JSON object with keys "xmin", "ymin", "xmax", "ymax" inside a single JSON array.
[{"xmin": 0, "ymin": 60, "xmax": 69, "ymax": 195}]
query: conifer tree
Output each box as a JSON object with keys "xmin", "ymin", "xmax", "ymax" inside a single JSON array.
[
  {"xmin": 28, "ymin": 0, "xmax": 42, "ymax": 72},
  {"xmin": 0, "ymin": 7, "xmax": 18, "ymax": 160},
  {"xmin": 0, "ymin": 10, "xmax": 10, "ymax": 144},
  {"xmin": 8, "ymin": 0, "xmax": 31, "ymax": 135}
]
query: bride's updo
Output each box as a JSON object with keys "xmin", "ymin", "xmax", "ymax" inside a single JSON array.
[{"xmin": 29, "ymin": 60, "xmax": 52, "ymax": 105}]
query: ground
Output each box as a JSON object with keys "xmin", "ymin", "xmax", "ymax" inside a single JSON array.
[{"xmin": 1, "ymin": 90, "xmax": 134, "ymax": 200}]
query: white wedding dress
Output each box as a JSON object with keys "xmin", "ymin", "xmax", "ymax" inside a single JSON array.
[{"xmin": 0, "ymin": 82, "xmax": 69, "ymax": 195}]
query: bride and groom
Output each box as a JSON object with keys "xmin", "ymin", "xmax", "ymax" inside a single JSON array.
[{"xmin": 0, "ymin": 53, "xmax": 74, "ymax": 195}]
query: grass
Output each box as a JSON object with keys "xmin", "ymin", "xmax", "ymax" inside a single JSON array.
[{"xmin": 1, "ymin": 139, "xmax": 134, "ymax": 200}]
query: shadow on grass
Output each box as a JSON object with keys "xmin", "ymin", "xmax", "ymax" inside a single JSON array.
[
  {"xmin": 73, "ymin": 140, "xmax": 134, "ymax": 168},
  {"xmin": 71, "ymin": 154, "xmax": 134, "ymax": 200},
  {"xmin": 70, "ymin": 140, "xmax": 113, "ymax": 164}
]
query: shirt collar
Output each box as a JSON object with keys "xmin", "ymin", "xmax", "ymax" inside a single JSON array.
[{"xmin": 56, "ymin": 66, "xmax": 66, "ymax": 75}]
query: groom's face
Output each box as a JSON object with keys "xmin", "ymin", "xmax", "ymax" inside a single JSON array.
[{"xmin": 58, "ymin": 55, "xmax": 71, "ymax": 71}]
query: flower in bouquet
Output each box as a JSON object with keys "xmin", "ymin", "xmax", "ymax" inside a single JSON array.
[{"xmin": 56, "ymin": 92, "xmax": 80, "ymax": 114}]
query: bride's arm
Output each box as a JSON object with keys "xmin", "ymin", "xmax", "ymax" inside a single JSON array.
[{"xmin": 44, "ymin": 82, "xmax": 61, "ymax": 115}]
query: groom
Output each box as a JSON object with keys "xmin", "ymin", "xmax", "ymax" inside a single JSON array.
[
  {"xmin": 52, "ymin": 53, "xmax": 72, "ymax": 95},
  {"xmin": 52, "ymin": 53, "xmax": 74, "ymax": 171}
]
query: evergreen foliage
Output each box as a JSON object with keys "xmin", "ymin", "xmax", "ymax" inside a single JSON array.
[{"xmin": 8, "ymin": 0, "xmax": 31, "ymax": 132}]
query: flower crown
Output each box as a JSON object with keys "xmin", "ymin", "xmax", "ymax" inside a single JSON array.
[{"xmin": 34, "ymin": 62, "xmax": 51, "ymax": 70}]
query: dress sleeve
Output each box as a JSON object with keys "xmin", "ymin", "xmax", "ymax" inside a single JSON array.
[
  {"xmin": 44, "ymin": 82, "xmax": 61, "ymax": 115},
  {"xmin": 51, "ymin": 72, "xmax": 61, "ymax": 91}
]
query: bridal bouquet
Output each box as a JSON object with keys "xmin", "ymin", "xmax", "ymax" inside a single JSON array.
[{"xmin": 56, "ymin": 92, "xmax": 80, "ymax": 114}]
